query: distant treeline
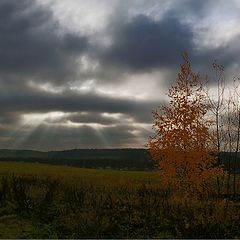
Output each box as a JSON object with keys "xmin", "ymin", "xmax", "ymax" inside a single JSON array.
[
  {"xmin": 0, "ymin": 149, "xmax": 239, "ymax": 172},
  {"xmin": 219, "ymin": 152, "xmax": 240, "ymax": 173},
  {"xmin": 0, "ymin": 149, "xmax": 155, "ymax": 171}
]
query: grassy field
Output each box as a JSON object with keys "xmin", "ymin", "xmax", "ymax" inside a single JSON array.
[
  {"xmin": 0, "ymin": 161, "xmax": 239, "ymax": 238},
  {"xmin": 0, "ymin": 161, "xmax": 159, "ymax": 186}
]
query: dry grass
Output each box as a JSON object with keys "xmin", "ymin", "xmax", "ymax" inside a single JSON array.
[{"xmin": 0, "ymin": 161, "xmax": 239, "ymax": 238}]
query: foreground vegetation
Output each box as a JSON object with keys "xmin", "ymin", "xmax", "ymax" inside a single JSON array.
[{"xmin": 0, "ymin": 161, "xmax": 239, "ymax": 238}]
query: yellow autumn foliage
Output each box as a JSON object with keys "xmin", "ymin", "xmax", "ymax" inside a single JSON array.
[{"xmin": 148, "ymin": 52, "xmax": 223, "ymax": 194}]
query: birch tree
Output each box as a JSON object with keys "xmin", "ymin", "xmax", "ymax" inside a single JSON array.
[{"xmin": 148, "ymin": 52, "xmax": 223, "ymax": 194}]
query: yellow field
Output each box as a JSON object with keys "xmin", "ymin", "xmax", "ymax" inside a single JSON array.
[{"xmin": 0, "ymin": 161, "xmax": 160, "ymax": 186}]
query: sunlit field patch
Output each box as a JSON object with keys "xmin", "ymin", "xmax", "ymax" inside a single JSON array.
[{"xmin": 0, "ymin": 161, "xmax": 160, "ymax": 187}]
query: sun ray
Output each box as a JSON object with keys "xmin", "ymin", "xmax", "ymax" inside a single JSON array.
[{"xmin": 93, "ymin": 127, "xmax": 110, "ymax": 148}]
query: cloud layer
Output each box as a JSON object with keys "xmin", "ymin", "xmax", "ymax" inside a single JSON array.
[{"xmin": 0, "ymin": 0, "xmax": 240, "ymax": 150}]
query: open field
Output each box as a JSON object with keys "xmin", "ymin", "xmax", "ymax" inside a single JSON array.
[
  {"xmin": 0, "ymin": 161, "xmax": 239, "ymax": 238},
  {"xmin": 0, "ymin": 161, "xmax": 159, "ymax": 186}
]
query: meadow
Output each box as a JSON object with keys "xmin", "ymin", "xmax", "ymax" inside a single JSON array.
[{"xmin": 0, "ymin": 161, "xmax": 239, "ymax": 238}]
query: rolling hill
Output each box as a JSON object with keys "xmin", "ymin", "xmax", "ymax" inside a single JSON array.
[{"xmin": 0, "ymin": 148, "xmax": 155, "ymax": 170}]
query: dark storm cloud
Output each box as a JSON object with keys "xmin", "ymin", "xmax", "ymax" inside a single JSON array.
[
  {"xmin": 1, "ymin": 0, "xmax": 240, "ymax": 150},
  {"xmin": 0, "ymin": 88, "xmax": 159, "ymax": 119},
  {"xmin": 92, "ymin": 1, "xmax": 240, "ymax": 85},
  {"xmin": 0, "ymin": 0, "xmax": 237, "ymax": 86},
  {"xmin": 0, "ymin": 0, "xmax": 234, "ymax": 86},
  {"xmin": 99, "ymin": 14, "xmax": 194, "ymax": 71},
  {"xmin": 208, "ymin": 36, "xmax": 240, "ymax": 69},
  {"xmin": 0, "ymin": 0, "xmax": 88, "ymax": 84},
  {"xmin": 171, "ymin": 0, "xmax": 214, "ymax": 17}
]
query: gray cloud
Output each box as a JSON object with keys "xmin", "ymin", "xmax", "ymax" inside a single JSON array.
[
  {"xmin": 0, "ymin": 0, "xmax": 88, "ymax": 85},
  {"xmin": 1, "ymin": 0, "xmax": 240, "ymax": 150},
  {"xmin": 0, "ymin": 87, "xmax": 159, "ymax": 121},
  {"xmin": 91, "ymin": 0, "xmax": 240, "ymax": 85},
  {"xmin": 98, "ymin": 14, "xmax": 194, "ymax": 72}
]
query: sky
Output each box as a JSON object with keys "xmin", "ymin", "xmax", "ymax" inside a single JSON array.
[{"xmin": 0, "ymin": 0, "xmax": 240, "ymax": 150}]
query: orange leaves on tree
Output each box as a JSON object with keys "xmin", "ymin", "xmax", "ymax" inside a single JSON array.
[{"xmin": 148, "ymin": 52, "xmax": 223, "ymax": 194}]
